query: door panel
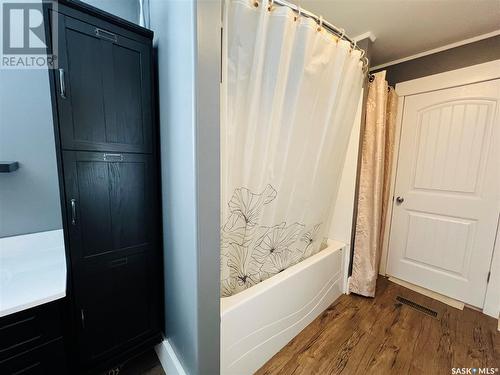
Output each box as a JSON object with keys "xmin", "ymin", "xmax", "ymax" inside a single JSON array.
[
  {"xmin": 62, "ymin": 151, "xmax": 157, "ymax": 362},
  {"xmin": 387, "ymin": 79, "xmax": 500, "ymax": 307},
  {"xmin": 56, "ymin": 15, "xmax": 152, "ymax": 153},
  {"xmin": 107, "ymin": 44, "xmax": 145, "ymax": 147},
  {"xmin": 79, "ymin": 253, "xmax": 151, "ymax": 361},
  {"xmin": 108, "ymin": 161, "xmax": 148, "ymax": 249},
  {"xmin": 63, "ymin": 151, "xmax": 153, "ymax": 259},
  {"xmin": 65, "ymin": 29, "xmax": 108, "ymax": 144},
  {"xmin": 76, "ymin": 160, "xmax": 113, "ymax": 257}
]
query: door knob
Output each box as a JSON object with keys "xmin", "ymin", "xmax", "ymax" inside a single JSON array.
[{"xmin": 395, "ymin": 196, "xmax": 404, "ymax": 205}]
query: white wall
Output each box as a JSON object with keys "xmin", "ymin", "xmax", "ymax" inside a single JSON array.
[
  {"xmin": 328, "ymin": 90, "xmax": 363, "ymax": 291},
  {"xmin": 329, "ymin": 90, "xmax": 363, "ymax": 244}
]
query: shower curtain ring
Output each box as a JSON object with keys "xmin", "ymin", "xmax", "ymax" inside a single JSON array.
[
  {"xmin": 363, "ymin": 57, "xmax": 370, "ymax": 73},
  {"xmin": 349, "ymin": 41, "xmax": 357, "ymax": 53},
  {"xmin": 295, "ymin": 5, "xmax": 302, "ymax": 22},
  {"xmin": 267, "ymin": 0, "xmax": 274, "ymax": 12},
  {"xmin": 253, "ymin": 0, "xmax": 259, "ymax": 8},
  {"xmin": 336, "ymin": 28, "xmax": 345, "ymax": 44},
  {"xmin": 317, "ymin": 15, "xmax": 323, "ymax": 32}
]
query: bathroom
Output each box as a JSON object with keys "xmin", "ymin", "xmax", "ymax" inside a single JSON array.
[{"xmin": 0, "ymin": 0, "xmax": 499, "ymax": 374}]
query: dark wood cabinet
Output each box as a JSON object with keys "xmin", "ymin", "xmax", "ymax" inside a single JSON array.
[
  {"xmin": 0, "ymin": 301, "xmax": 67, "ymax": 374},
  {"xmin": 45, "ymin": 1, "xmax": 162, "ymax": 372},
  {"xmin": 62, "ymin": 151, "xmax": 159, "ymax": 363},
  {"xmin": 55, "ymin": 8, "xmax": 153, "ymax": 154},
  {"xmin": 0, "ymin": 338, "xmax": 66, "ymax": 375}
]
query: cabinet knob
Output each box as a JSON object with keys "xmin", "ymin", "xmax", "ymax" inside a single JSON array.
[{"xmin": 396, "ymin": 196, "xmax": 404, "ymax": 205}]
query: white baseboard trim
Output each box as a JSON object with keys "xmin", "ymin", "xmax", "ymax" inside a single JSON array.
[
  {"xmin": 155, "ymin": 339, "xmax": 187, "ymax": 375},
  {"xmin": 388, "ymin": 277, "xmax": 465, "ymax": 310},
  {"xmin": 341, "ymin": 245, "xmax": 351, "ymax": 294},
  {"xmin": 345, "ymin": 276, "xmax": 352, "ymax": 295}
]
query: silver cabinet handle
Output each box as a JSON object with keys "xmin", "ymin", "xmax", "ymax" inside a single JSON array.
[
  {"xmin": 59, "ymin": 68, "xmax": 67, "ymax": 99},
  {"xmin": 95, "ymin": 28, "xmax": 117, "ymax": 42},
  {"xmin": 103, "ymin": 153, "xmax": 123, "ymax": 161},
  {"xmin": 70, "ymin": 198, "xmax": 77, "ymax": 225},
  {"xmin": 396, "ymin": 196, "xmax": 404, "ymax": 205}
]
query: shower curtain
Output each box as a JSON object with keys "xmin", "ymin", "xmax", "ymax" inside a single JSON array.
[
  {"xmin": 349, "ymin": 71, "xmax": 398, "ymax": 297},
  {"xmin": 221, "ymin": 0, "xmax": 364, "ymax": 297}
]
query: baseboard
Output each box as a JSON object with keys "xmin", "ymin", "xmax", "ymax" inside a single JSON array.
[
  {"xmin": 388, "ymin": 277, "xmax": 465, "ymax": 310},
  {"xmin": 155, "ymin": 339, "xmax": 187, "ymax": 375},
  {"xmin": 341, "ymin": 244, "xmax": 351, "ymax": 294},
  {"xmin": 345, "ymin": 276, "xmax": 352, "ymax": 295}
]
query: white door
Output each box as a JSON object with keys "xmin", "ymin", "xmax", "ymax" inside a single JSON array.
[{"xmin": 387, "ymin": 79, "xmax": 500, "ymax": 308}]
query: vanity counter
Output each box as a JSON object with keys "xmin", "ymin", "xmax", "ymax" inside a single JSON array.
[{"xmin": 0, "ymin": 230, "xmax": 66, "ymax": 317}]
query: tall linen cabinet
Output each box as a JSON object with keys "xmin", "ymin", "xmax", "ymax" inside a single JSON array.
[{"xmin": 45, "ymin": 1, "xmax": 162, "ymax": 372}]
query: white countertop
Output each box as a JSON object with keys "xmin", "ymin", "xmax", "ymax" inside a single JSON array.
[{"xmin": 0, "ymin": 229, "xmax": 67, "ymax": 317}]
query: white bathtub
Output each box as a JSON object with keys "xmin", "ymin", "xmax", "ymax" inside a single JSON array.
[{"xmin": 221, "ymin": 239, "xmax": 346, "ymax": 375}]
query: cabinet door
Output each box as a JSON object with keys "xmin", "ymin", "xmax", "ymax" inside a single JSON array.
[
  {"xmin": 62, "ymin": 151, "xmax": 159, "ymax": 364},
  {"xmin": 56, "ymin": 15, "xmax": 153, "ymax": 153}
]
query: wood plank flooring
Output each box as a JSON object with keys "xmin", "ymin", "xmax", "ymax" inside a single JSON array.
[{"xmin": 256, "ymin": 277, "xmax": 499, "ymax": 375}]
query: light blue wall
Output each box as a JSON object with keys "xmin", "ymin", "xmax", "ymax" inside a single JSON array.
[
  {"xmin": 151, "ymin": 0, "xmax": 198, "ymax": 372},
  {"xmin": 80, "ymin": 0, "xmax": 140, "ymax": 24},
  {"xmin": 150, "ymin": 0, "xmax": 220, "ymax": 373},
  {"xmin": 0, "ymin": 11, "xmax": 62, "ymax": 238}
]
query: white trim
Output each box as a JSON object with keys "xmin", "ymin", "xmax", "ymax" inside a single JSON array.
[
  {"xmin": 378, "ymin": 95, "xmax": 405, "ymax": 276},
  {"xmin": 389, "ymin": 277, "xmax": 465, "ymax": 310},
  {"xmin": 370, "ymin": 29, "xmax": 500, "ymax": 71},
  {"xmin": 482, "ymin": 177, "xmax": 500, "ymax": 316},
  {"xmin": 395, "ymin": 59, "xmax": 500, "ymax": 97},
  {"xmin": 383, "ymin": 61, "xmax": 500, "ymax": 317},
  {"xmin": 155, "ymin": 340, "xmax": 187, "ymax": 375},
  {"xmin": 353, "ymin": 31, "xmax": 376, "ymax": 43},
  {"xmin": 342, "ymin": 245, "xmax": 352, "ymax": 294}
]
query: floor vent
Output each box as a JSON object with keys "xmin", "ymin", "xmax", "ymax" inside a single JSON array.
[{"xmin": 396, "ymin": 296, "xmax": 438, "ymax": 318}]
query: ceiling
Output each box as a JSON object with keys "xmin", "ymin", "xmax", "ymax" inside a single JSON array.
[{"xmin": 287, "ymin": 0, "xmax": 500, "ymax": 67}]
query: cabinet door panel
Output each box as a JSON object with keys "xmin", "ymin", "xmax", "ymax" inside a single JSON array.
[
  {"xmin": 106, "ymin": 44, "xmax": 145, "ymax": 147},
  {"xmin": 80, "ymin": 253, "xmax": 151, "ymax": 361},
  {"xmin": 65, "ymin": 28, "xmax": 107, "ymax": 144},
  {"xmin": 62, "ymin": 151, "xmax": 158, "ymax": 364},
  {"xmin": 109, "ymin": 162, "xmax": 148, "ymax": 249},
  {"xmin": 76, "ymin": 160, "xmax": 113, "ymax": 257},
  {"xmin": 56, "ymin": 15, "xmax": 152, "ymax": 153},
  {"xmin": 64, "ymin": 151, "xmax": 152, "ymax": 259}
]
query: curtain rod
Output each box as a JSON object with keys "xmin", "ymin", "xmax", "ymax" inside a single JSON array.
[{"xmin": 268, "ymin": 0, "xmax": 369, "ymax": 71}]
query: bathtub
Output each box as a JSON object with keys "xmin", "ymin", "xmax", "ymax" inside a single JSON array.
[{"xmin": 221, "ymin": 239, "xmax": 346, "ymax": 375}]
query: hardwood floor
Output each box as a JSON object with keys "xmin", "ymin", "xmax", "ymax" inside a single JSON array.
[
  {"xmin": 256, "ymin": 277, "xmax": 499, "ymax": 375},
  {"xmin": 108, "ymin": 349, "xmax": 165, "ymax": 375}
]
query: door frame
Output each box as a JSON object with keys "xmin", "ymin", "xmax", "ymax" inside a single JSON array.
[{"xmin": 379, "ymin": 59, "xmax": 500, "ymax": 318}]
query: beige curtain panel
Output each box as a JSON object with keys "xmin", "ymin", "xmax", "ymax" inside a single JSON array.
[{"xmin": 349, "ymin": 70, "xmax": 398, "ymax": 297}]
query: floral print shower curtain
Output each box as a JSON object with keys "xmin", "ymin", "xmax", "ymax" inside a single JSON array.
[{"xmin": 221, "ymin": 0, "xmax": 365, "ymax": 297}]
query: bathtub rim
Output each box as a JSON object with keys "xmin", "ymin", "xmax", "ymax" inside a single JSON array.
[{"xmin": 221, "ymin": 238, "xmax": 346, "ymax": 316}]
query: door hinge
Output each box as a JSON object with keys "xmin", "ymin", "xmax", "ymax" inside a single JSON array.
[
  {"xmin": 487, "ymin": 271, "xmax": 491, "ymax": 283},
  {"xmin": 81, "ymin": 308, "xmax": 85, "ymax": 329}
]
